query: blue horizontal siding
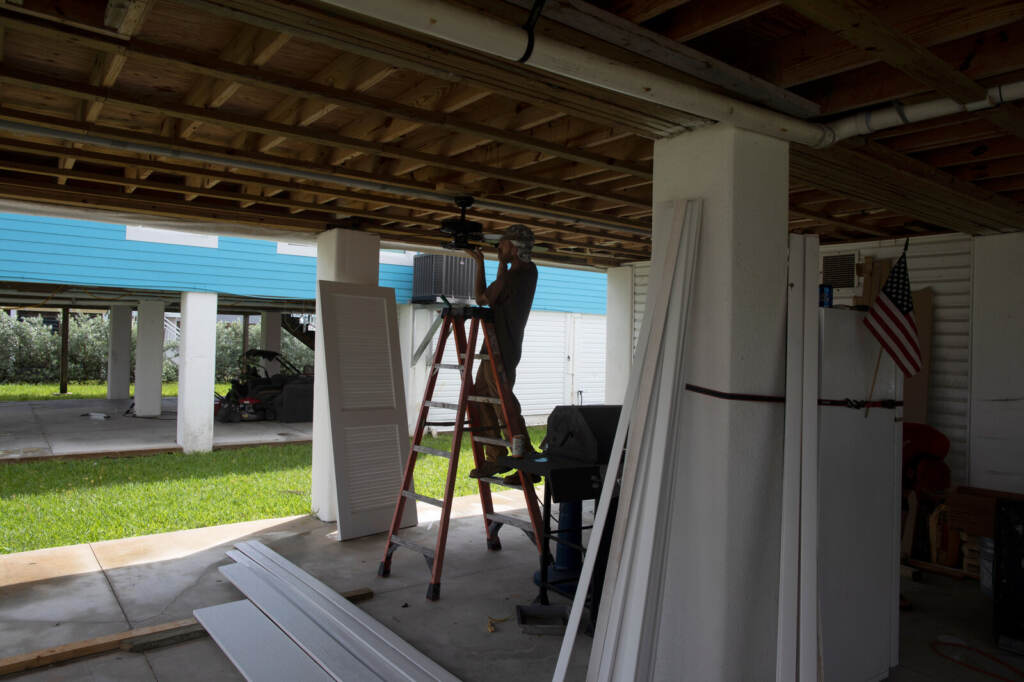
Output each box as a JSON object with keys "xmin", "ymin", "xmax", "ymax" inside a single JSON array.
[
  {"xmin": 483, "ymin": 261, "xmax": 605, "ymax": 315},
  {"xmin": 0, "ymin": 214, "xmax": 604, "ymax": 312}
]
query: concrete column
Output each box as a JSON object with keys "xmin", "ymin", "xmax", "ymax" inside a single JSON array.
[
  {"xmin": 260, "ymin": 311, "xmax": 281, "ymax": 375},
  {"xmin": 106, "ymin": 305, "xmax": 133, "ymax": 400},
  {"xmin": 134, "ymin": 300, "xmax": 166, "ymax": 417},
  {"xmin": 605, "ymin": 265, "xmax": 633, "ymax": 404},
  {"xmin": 312, "ymin": 228, "xmax": 381, "ymax": 522},
  {"xmin": 176, "ymin": 292, "xmax": 218, "ymax": 453},
  {"xmin": 645, "ymin": 126, "xmax": 789, "ymax": 679}
]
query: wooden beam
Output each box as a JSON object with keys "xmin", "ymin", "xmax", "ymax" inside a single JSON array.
[
  {"xmin": 0, "ymin": 11, "xmax": 655, "ymax": 177},
  {"xmin": 175, "ymin": 0, "xmax": 700, "ymax": 137},
  {"xmin": 82, "ymin": 0, "xmax": 152, "ymax": 123},
  {"xmin": 790, "ymin": 139, "xmax": 1024, "ymax": 236},
  {"xmin": 760, "ymin": 0, "xmax": 1024, "ymax": 88},
  {"xmin": 609, "ymin": 0, "xmax": 693, "ymax": 23},
  {"xmin": 657, "ymin": 0, "xmax": 780, "ymax": 42},
  {"xmin": 502, "ymin": 0, "xmax": 817, "ymax": 118},
  {"xmin": 176, "ymin": 25, "xmax": 290, "ymax": 140},
  {"xmin": 789, "ymin": 206, "xmax": 891, "ymax": 237},
  {"xmin": 0, "ymin": 106, "xmax": 652, "ymax": 233},
  {"xmin": 781, "ymin": 0, "xmax": 988, "ymax": 104},
  {"xmin": 0, "ymin": 67, "xmax": 651, "ymax": 207},
  {"xmin": 880, "ymin": 119, "xmax": 1002, "ymax": 154},
  {"xmin": 800, "ymin": 21, "xmax": 1024, "ymax": 115},
  {"xmin": 915, "ymin": 136, "xmax": 1024, "ymax": 169}
]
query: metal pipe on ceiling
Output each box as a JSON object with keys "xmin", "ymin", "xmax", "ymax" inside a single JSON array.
[
  {"xmin": 317, "ymin": 0, "xmax": 1024, "ymax": 147},
  {"xmin": 0, "ymin": 119, "xmax": 649, "ymax": 236}
]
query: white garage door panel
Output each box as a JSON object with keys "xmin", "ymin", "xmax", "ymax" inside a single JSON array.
[
  {"xmin": 572, "ymin": 313, "xmax": 606, "ymax": 405},
  {"xmin": 632, "ymin": 262, "xmax": 650, "ymax": 355}
]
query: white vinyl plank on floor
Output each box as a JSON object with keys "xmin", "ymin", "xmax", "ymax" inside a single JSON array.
[{"xmin": 194, "ymin": 600, "xmax": 333, "ymax": 682}]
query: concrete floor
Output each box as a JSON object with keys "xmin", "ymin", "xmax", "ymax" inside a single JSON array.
[
  {"xmin": 2, "ymin": 505, "xmax": 1022, "ymax": 681},
  {"xmin": 0, "ymin": 397, "xmax": 311, "ymax": 460},
  {"xmin": 0, "ymin": 493, "xmax": 592, "ymax": 681}
]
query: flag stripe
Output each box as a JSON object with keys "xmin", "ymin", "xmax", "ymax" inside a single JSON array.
[
  {"xmin": 876, "ymin": 295, "xmax": 921, "ymax": 358},
  {"xmin": 865, "ymin": 315, "xmax": 918, "ymax": 375},
  {"xmin": 862, "ymin": 251, "xmax": 922, "ymax": 378},
  {"xmin": 871, "ymin": 299, "xmax": 921, "ymax": 370}
]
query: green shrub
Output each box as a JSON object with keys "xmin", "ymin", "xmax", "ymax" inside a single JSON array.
[{"xmin": 0, "ymin": 313, "xmax": 314, "ymax": 384}]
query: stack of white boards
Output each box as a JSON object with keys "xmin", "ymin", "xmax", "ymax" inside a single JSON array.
[{"xmin": 194, "ymin": 541, "xmax": 459, "ymax": 682}]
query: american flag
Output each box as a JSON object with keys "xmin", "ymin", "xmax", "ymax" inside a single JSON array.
[{"xmin": 864, "ymin": 251, "xmax": 921, "ymax": 377}]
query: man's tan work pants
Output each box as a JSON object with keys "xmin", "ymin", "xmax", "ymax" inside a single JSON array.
[{"xmin": 471, "ymin": 358, "xmax": 530, "ymax": 462}]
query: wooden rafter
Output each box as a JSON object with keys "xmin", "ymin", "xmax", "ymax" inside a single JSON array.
[
  {"xmin": 608, "ymin": 0, "xmax": 694, "ymax": 24},
  {"xmin": 0, "ymin": 11, "xmax": 655, "ymax": 178},
  {"xmin": 0, "ymin": 66, "xmax": 652, "ymax": 208},
  {"xmin": 655, "ymin": 0, "xmax": 780, "ymax": 42},
  {"xmin": 760, "ymin": 0, "xmax": 1024, "ymax": 88}
]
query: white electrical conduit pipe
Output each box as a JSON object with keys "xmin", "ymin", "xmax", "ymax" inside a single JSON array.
[{"xmin": 319, "ymin": 0, "xmax": 1024, "ymax": 147}]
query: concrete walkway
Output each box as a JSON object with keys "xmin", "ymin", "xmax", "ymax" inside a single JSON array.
[
  {"xmin": 0, "ymin": 397, "xmax": 311, "ymax": 460},
  {"xmin": 0, "ymin": 496, "xmax": 588, "ymax": 682}
]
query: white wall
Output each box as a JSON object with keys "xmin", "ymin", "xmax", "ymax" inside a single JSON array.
[{"xmin": 971, "ymin": 232, "xmax": 1024, "ymax": 494}]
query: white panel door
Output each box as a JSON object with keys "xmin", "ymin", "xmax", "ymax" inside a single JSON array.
[
  {"xmin": 318, "ymin": 281, "xmax": 415, "ymax": 540},
  {"xmin": 570, "ymin": 313, "xmax": 606, "ymax": 405},
  {"xmin": 632, "ymin": 261, "xmax": 651, "ymax": 355}
]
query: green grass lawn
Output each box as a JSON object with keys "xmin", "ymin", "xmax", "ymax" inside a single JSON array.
[
  {"xmin": 0, "ymin": 382, "xmax": 233, "ymax": 402},
  {"xmin": 0, "ymin": 427, "xmax": 546, "ymax": 554}
]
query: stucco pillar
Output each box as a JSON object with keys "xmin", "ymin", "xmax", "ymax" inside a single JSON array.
[
  {"xmin": 312, "ymin": 228, "xmax": 381, "ymax": 522},
  {"xmin": 106, "ymin": 305, "xmax": 133, "ymax": 400},
  {"xmin": 605, "ymin": 265, "xmax": 633, "ymax": 404},
  {"xmin": 134, "ymin": 300, "xmax": 166, "ymax": 417},
  {"xmin": 643, "ymin": 125, "xmax": 790, "ymax": 680},
  {"xmin": 260, "ymin": 311, "xmax": 281, "ymax": 375},
  {"xmin": 176, "ymin": 292, "xmax": 218, "ymax": 453}
]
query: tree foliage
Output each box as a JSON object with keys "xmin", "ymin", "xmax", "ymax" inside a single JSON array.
[{"xmin": 0, "ymin": 313, "xmax": 314, "ymax": 384}]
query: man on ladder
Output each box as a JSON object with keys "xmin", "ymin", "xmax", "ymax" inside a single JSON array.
[{"xmin": 464, "ymin": 224, "xmax": 538, "ymax": 481}]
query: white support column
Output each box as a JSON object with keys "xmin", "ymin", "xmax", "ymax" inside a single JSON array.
[
  {"xmin": 646, "ymin": 126, "xmax": 790, "ymax": 680},
  {"xmin": 176, "ymin": 292, "xmax": 218, "ymax": 453},
  {"xmin": 312, "ymin": 228, "xmax": 380, "ymax": 522},
  {"xmin": 106, "ymin": 305, "xmax": 133, "ymax": 400},
  {"xmin": 605, "ymin": 265, "xmax": 633, "ymax": 404},
  {"xmin": 134, "ymin": 300, "xmax": 166, "ymax": 417},
  {"xmin": 260, "ymin": 311, "xmax": 281, "ymax": 375}
]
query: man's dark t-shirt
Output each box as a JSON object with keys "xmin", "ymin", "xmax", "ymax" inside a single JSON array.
[{"xmin": 490, "ymin": 262, "xmax": 537, "ymax": 385}]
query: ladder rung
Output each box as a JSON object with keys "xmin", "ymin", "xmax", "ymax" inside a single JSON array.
[
  {"xmin": 478, "ymin": 476, "xmax": 515, "ymax": 488},
  {"xmin": 485, "ymin": 512, "xmax": 533, "ymax": 532},
  {"xmin": 433, "ymin": 363, "xmax": 463, "ymax": 370},
  {"xmin": 473, "ymin": 436, "xmax": 511, "ymax": 448},
  {"xmin": 413, "ymin": 444, "xmax": 451, "ymax": 459},
  {"xmin": 468, "ymin": 395, "xmax": 502, "ymax": 405},
  {"xmin": 389, "ymin": 535, "xmax": 435, "ymax": 561},
  {"xmin": 424, "ymin": 400, "xmax": 460, "ymax": 411},
  {"xmin": 459, "ymin": 353, "xmax": 489, "ymax": 361},
  {"xmin": 402, "ymin": 490, "xmax": 444, "ymax": 507}
]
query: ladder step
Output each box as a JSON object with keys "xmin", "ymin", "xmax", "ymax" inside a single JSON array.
[
  {"xmin": 424, "ymin": 400, "xmax": 461, "ymax": 411},
  {"xmin": 402, "ymin": 490, "xmax": 444, "ymax": 507},
  {"xmin": 478, "ymin": 476, "xmax": 515, "ymax": 488},
  {"xmin": 458, "ymin": 353, "xmax": 489, "ymax": 361},
  {"xmin": 433, "ymin": 363, "xmax": 463, "ymax": 370},
  {"xmin": 389, "ymin": 535, "xmax": 436, "ymax": 561},
  {"xmin": 413, "ymin": 444, "xmax": 451, "ymax": 459},
  {"xmin": 467, "ymin": 395, "xmax": 502, "ymax": 405},
  {"xmin": 473, "ymin": 436, "xmax": 512, "ymax": 448},
  {"xmin": 485, "ymin": 512, "xmax": 533, "ymax": 532}
]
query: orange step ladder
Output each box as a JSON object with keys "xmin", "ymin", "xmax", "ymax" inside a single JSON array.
[{"xmin": 378, "ymin": 305, "xmax": 544, "ymax": 600}]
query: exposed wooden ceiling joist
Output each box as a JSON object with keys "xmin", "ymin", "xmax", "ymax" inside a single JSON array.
[{"xmin": 656, "ymin": 0, "xmax": 781, "ymax": 43}]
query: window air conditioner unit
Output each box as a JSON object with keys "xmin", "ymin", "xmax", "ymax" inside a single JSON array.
[{"xmin": 412, "ymin": 254, "xmax": 475, "ymax": 303}]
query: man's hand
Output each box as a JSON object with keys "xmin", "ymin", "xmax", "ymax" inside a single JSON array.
[{"xmin": 464, "ymin": 247, "xmax": 484, "ymax": 262}]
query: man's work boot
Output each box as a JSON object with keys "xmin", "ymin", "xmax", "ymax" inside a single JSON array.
[{"xmin": 468, "ymin": 461, "xmax": 512, "ymax": 479}]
